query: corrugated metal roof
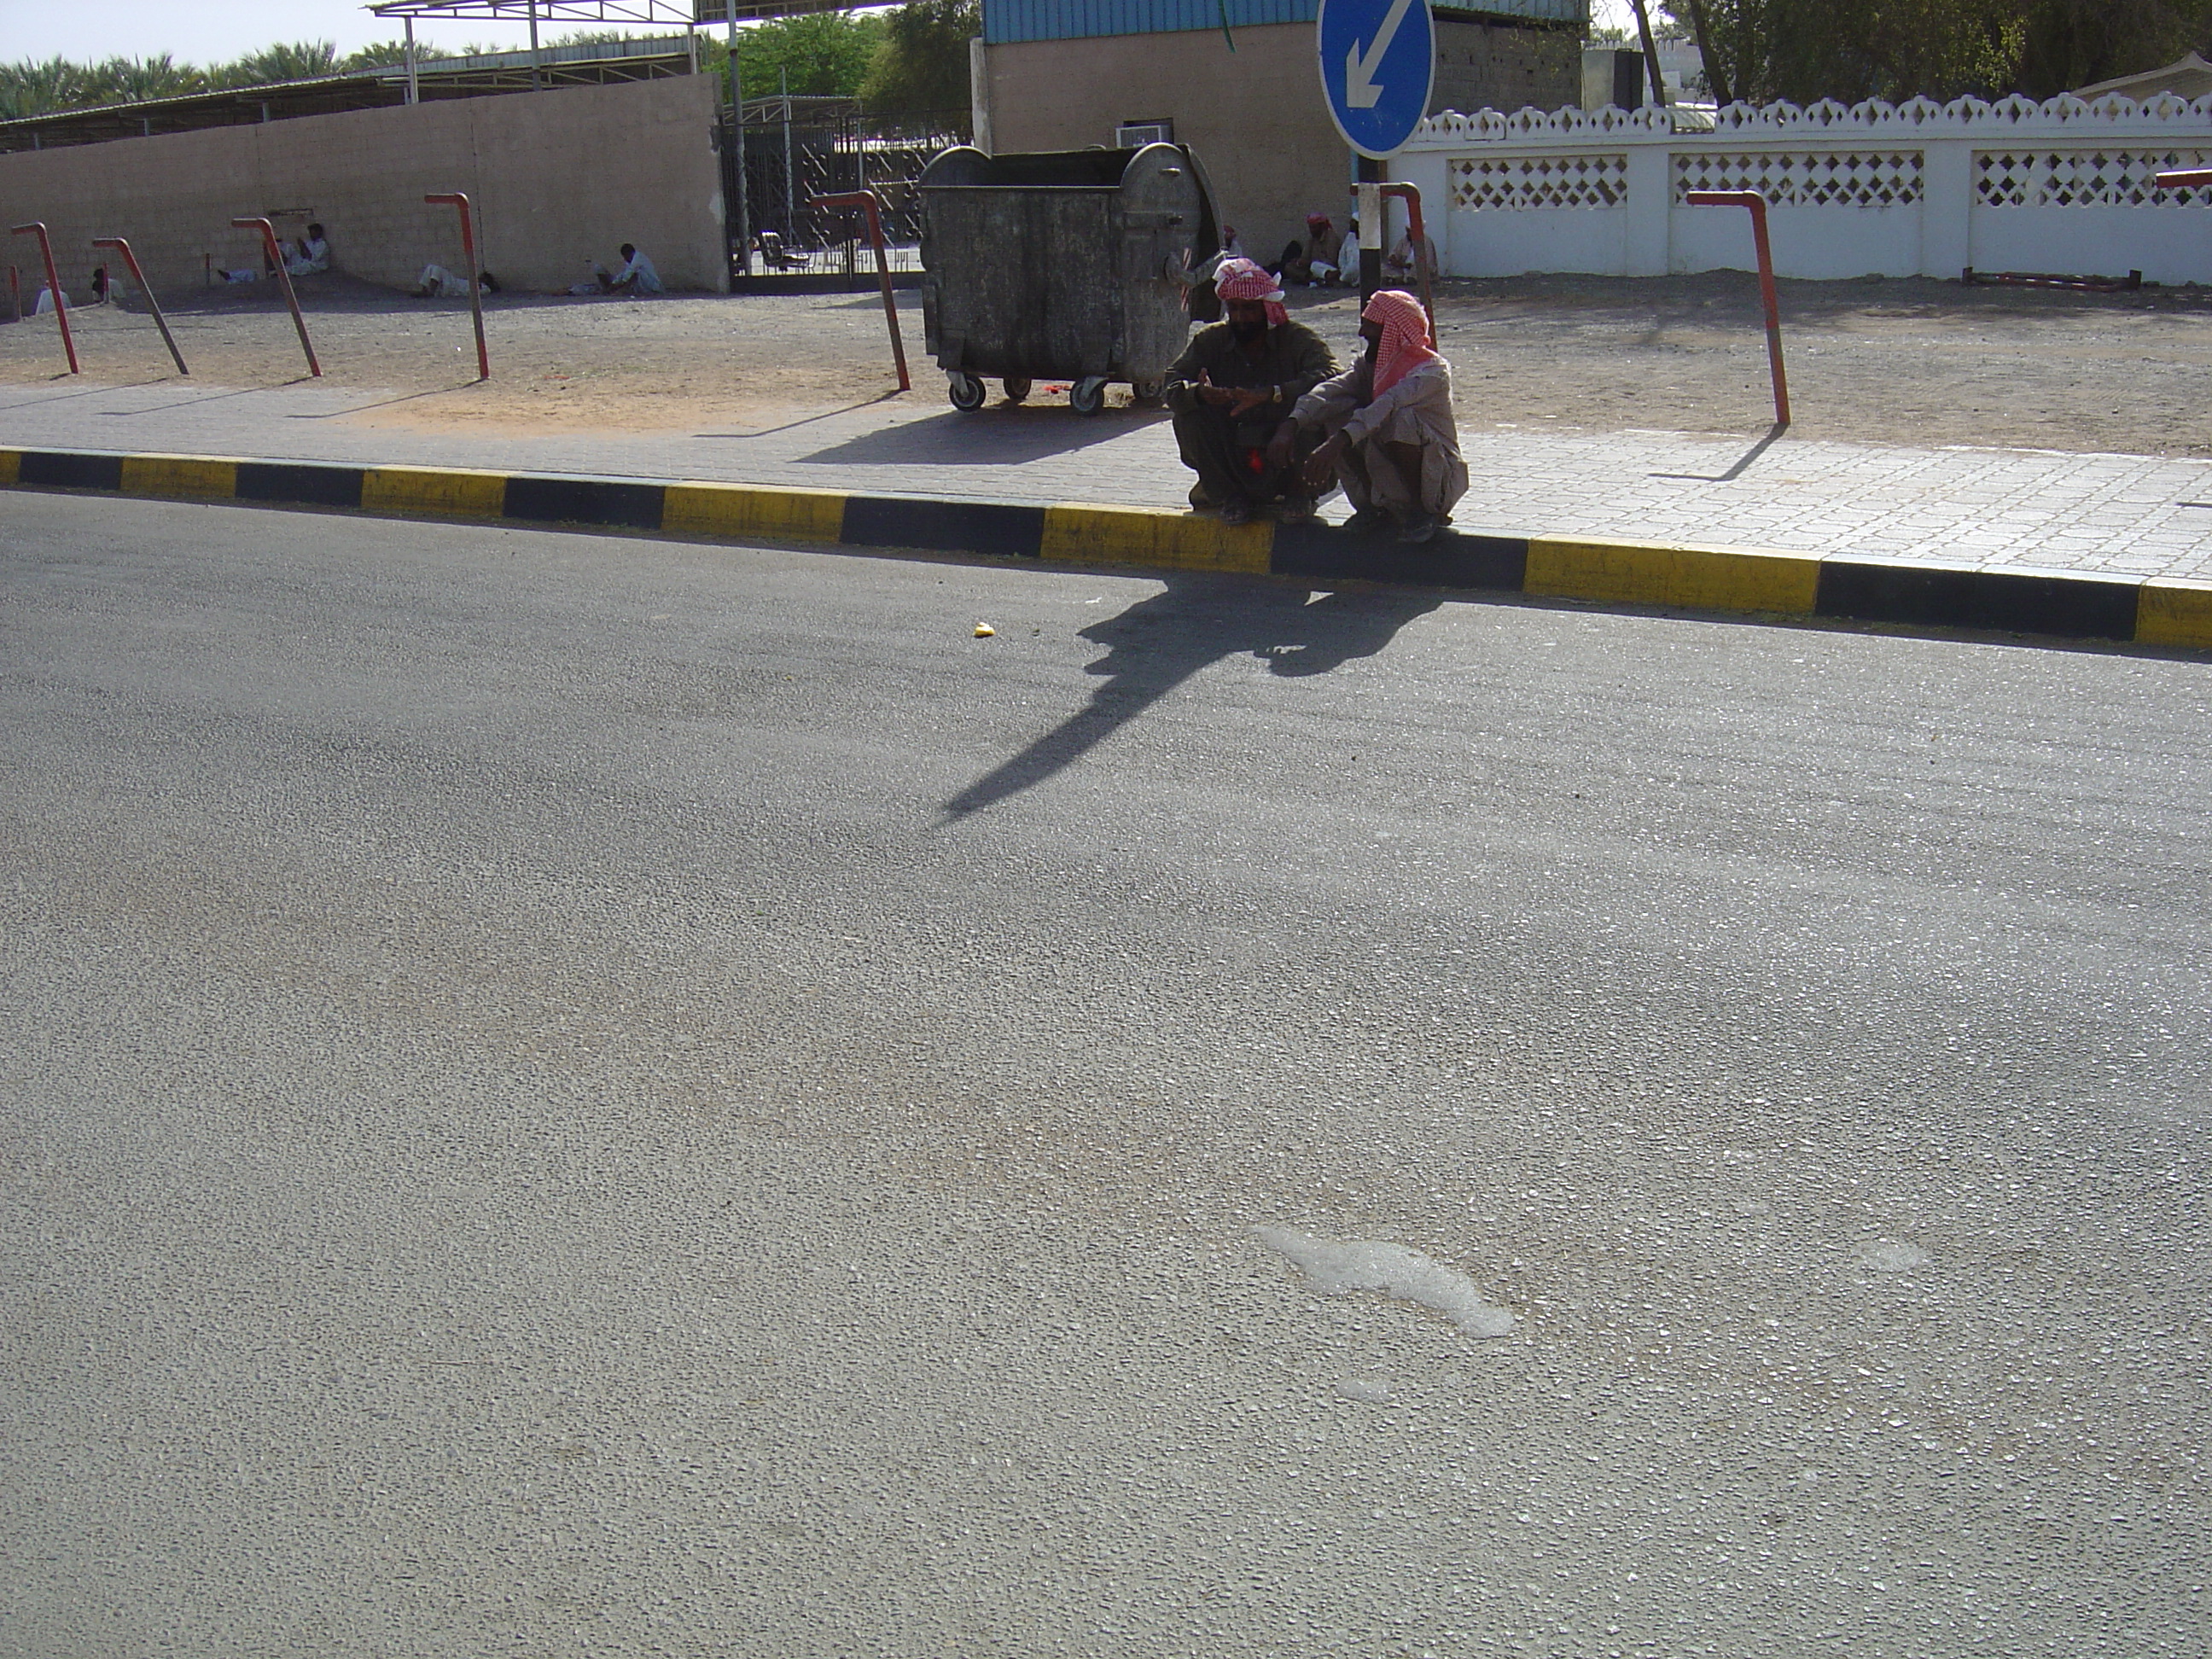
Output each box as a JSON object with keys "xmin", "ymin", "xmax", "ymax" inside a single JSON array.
[{"xmin": 984, "ymin": 0, "xmax": 1582, "ymax": 44}]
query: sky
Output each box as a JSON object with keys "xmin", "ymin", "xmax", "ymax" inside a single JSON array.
[
  {"xmin": 1, "ymin": 0, "xmax": 1651, "ymax": 69},
  {"xmin": 0, "ymin": 0, "xmax": 636, "ymax": 67}
]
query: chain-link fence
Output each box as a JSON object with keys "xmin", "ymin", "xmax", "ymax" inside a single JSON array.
[{"xmin": 721, "ymin": 99, "xmax": 967, "ymax": 279}]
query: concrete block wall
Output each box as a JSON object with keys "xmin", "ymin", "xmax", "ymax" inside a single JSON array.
[
  {"xmin": 0, "ymin": 75, "xmax": 727, "ymax": 299},
  {"xmin": 981, "ymin": 24, "xmax": 1351, "ymax": 270},
  {"xmin": 1431, "ymin": 20, "xmax": 1580, "ymax": 120},
  {"xmin": 977, "ymin": 20, "xmax": 1577, "ymax": 271}
]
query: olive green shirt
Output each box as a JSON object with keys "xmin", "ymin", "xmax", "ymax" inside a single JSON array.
[{"xmin": 1163, "ymin": 319, "xmax": 1340, "ymax": 417}]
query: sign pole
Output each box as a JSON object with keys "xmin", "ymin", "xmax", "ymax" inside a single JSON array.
[{"xmin": 1318, "ymin": 0, "xmax": 1434, "ymax": 309}]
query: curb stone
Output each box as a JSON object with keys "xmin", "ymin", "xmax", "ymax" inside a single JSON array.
[{"xmin": 5, "ymin": 445, "xmax": 2209, "ymax": 651}]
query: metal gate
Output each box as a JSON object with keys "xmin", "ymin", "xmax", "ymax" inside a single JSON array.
[{"xmin": 720, "ymin": 97, "xmax": 967, "ymax": 279}]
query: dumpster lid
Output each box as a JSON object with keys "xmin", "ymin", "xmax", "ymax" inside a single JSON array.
[{"xmin": 920, "ymin": 146, "xmax": 1158, "ymax": 190}]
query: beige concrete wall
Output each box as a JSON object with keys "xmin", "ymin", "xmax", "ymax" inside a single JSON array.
[
  {"xmin": 980, "ymin": 21, "xmax": 1578, "ymax": 266},
  {"xmin": 1432, "ymin": 19, "xmax": 1580, "ymax": 118},
  {"xmin": 0, "ymin": 75, "xmax": 726, "ymax": 298},
  {"xmin": 982, "ymin": 25, "xmax": 1351, "ymax": 271}
]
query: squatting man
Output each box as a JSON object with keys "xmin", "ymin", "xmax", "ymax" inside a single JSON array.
[{"xmin": 1167, "ymin": 259, "xmax": 1465, "ymax": 542}]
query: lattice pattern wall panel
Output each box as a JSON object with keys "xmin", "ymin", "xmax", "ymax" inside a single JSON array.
[
  {"xmin": 1672, "ymin": 151, "xmax": 1924, "ymax": 206},
  {"xmin": 1975, "ymin": 149, "xmax": 2212, "ymax": 207},
  {"xmin": 1450, "ymin": 154, "xmax": 1628, "ymax": 210}
]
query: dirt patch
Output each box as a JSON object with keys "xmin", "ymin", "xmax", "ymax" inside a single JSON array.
[{"xmin": 6, "ymin": 269, "xmax": 2212, "ymax": 457}]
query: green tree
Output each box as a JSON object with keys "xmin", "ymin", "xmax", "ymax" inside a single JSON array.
[
  {"xmin": 723, "ymin": 12, "xmax": 887, "ymax": 99},
  {"xmin": 341, "ymin": 40, "xmax": 422, "ymax": 72},
  {"xmin": 1663, "ymin": 0, "xmax": 2212, "ymax": 104},
  {"xmin": 2015, "ymin": 0, "xmax": 2212, "ymax": 96},
  {"xmin": 211, "ymin": 40, "xmax": 342, "ymax": 87},
  {"xmin": 857, "ymin": 0, "xmax": 978, "ymax": 114},
  {"xmin": 0, "ymin": 57, "xmax": 91, "ymax": 118}
]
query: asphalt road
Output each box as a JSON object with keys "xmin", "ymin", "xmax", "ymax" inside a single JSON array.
[{"xmin": 3, "ymin": 493, "xmax": 2208, "ymax": 1658}]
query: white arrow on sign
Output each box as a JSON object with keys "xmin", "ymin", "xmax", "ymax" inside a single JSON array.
[{"xmin": 1343, "ymin": 0, "xmax": 1417, "ymax": 109}]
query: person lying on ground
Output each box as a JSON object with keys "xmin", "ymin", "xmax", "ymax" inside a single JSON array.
[
  {"xmin": 600, "ymin": 244, "xmax": 663, "ymax": 294},
  {"xmin": 1163, "ymin": 256, "xmax": 1339, "ymax": 527},
  {"xmin": 1267, "ymin": 288, "xmax": 1467, "ymax": 544},
  {"xmin": 412, "ymin": 264, "xmax": 501, "ymax": 298},
  {"xmin": 284, "ymin": 224, "xmax": 330, "ymax": 276}
]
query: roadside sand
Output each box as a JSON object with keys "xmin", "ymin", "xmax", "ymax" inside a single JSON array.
[{"xmin": 5, "ymin": 271, "xmax": 2211, "ymax": 457}]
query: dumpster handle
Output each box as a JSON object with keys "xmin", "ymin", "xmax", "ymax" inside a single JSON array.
[
  {"xmin": 811, "ymin": 189, "xmax": 910, "ymax": 393},
  {"xmin": 1352, "ymin": 183, "xmax": 1435, "ymax": 346}
]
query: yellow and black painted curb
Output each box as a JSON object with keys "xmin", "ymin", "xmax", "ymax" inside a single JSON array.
[{"xmin": 5, "ymin": 445, "xmax": 2209, "ymax": 651}]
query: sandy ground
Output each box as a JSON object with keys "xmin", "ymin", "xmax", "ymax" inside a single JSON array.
[{"xmin": 6, "ymin": 270, "xmax": 2212, "ymax": 456}]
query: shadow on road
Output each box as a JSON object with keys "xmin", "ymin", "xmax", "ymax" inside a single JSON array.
[
  {"xmin": 800, "ymin": 403, "xmax": 1167, "ymax": 468},
  {"xmin": 942, "ymin": 573, "xmax": 1441, "ymax": 821}
]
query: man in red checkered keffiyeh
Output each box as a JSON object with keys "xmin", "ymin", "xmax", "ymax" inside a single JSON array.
[
  {"xmin": 1210, "ymin": 257, "xmax": 1288, "ymax": 328},
  {"xmin": 1162, "ymin": 253, "xmax": 1339, "ymax": 525},
  {"xmin": 1266, "ymin": 288, "xmax": 1467, "ymax": 544}
]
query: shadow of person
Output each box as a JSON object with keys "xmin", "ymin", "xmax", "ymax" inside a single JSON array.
[{"xmin": 941, "ymin": 572, "xmax": 1441, "ymax": 821}]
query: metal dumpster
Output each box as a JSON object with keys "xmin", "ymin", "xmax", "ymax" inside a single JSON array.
[{"xmin": 918, "ymin": 143, "xmax": 1220, "ymax": 415}]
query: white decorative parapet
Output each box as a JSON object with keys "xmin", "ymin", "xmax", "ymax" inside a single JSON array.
[{"xmin": 1389, "ymin": 94, "xmax": 2212, "ymax": 283}]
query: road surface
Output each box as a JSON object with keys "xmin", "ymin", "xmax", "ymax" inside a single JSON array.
[{"xmin": 3, "ymin": 493, "xmax": 2208, "ymax": 1656}]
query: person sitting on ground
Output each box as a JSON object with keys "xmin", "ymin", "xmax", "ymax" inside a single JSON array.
[
  {"xmin": 600, "ymin": 243, "xmax": 663, "ymax": 294},
  {"xmin": 1271, "ymin": 213, "xmax": 1337, "ymax": 286},
  {"xmin": 1268, "ymin": 288, "xmax": 1466, "ymax": 544},
  {"xmin": 1220, "ymin": 224, "xmax": 1247, "ymax": 259},
  {"xmin": 284, "ymin": 224, "xmax": 330, "ymax": 276},
  {"xmin": 412, "ymin": 264, "xmax": 501, "ymax": 299},
  {"xmin": 90, "ymin": 264, "xmax": 111, "ymax": 304},
  {"xmin": 1163, "ymin": 256, "xmax": 1339, "ymax": 527},
  {"xmin": 1384, "ymin": 226, "xmax": 1435, "ymax": 285}
]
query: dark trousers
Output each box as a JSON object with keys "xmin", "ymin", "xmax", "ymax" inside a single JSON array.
[{"xmin": 1171, "ymin": 404, "xmax": 1295, "ymax": 507}]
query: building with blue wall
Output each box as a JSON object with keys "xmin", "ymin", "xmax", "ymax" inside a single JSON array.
[{"xmin": 973, "ymin": 0, "xmax": 1586, "ymax": 270}]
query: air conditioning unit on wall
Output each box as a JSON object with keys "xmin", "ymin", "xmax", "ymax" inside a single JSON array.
[{"xmin": 1115, "ymin": 120, "xmax": 1173, "ymax": 147}]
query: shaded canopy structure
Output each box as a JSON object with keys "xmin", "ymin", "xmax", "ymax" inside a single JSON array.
[
  {"xmin": 361, "ymin": 0, "xmax": 881, "ymax": 106},
  {"xmin": 367, "ymin": 0, "xmax": 877, "ymax": 31},
  {"xmin": 0, "ymin": 38, "xmax": 694, "ymax": 152}
]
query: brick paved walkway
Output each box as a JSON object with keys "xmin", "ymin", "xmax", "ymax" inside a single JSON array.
[{"xmin": 6, "ymin": 378, "xmax": 2212, "ymax": 585}]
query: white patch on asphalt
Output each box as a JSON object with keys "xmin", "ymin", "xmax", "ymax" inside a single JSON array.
[
  {"xmin": 1857, "ymin": 1239, "xmax": 1932, "ymax": 1272},
  {"xmin": 1258, "ymin": 1227, "xmax": 1515, "ymax": 1338}
]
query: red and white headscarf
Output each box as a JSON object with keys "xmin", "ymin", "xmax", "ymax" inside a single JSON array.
[
  {"xmin": 1214, "ymin": 255, "xmax": 1288, "ymax": 328},
  {"xmin": 1365, "ymin": 288, "xmax": 1436, "ymax": 398}
]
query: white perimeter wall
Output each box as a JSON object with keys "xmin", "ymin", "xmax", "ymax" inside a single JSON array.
[{"xmin": 1389, "ymin": 93, "xmax": 2212, "ymax": 284}]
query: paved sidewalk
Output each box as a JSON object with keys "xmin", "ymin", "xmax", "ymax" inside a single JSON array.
[{"xmin": 5, "ymin": 377, "xmax": 2212, "ymax": 585}]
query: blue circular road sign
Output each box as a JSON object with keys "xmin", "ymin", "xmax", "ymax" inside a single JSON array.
[{"xmin": 1317, "ymin": 0, "xmax": 1436, "ymax": 160}]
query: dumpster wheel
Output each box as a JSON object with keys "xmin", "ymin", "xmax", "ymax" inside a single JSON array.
[
  {"xmin": 947, "ymin": 372, "xmax": 987, "ymax": 411},
  {"xmin": 1002, "ymin": 377, "xmax": 1032, "ymax": 404},
  {"xmin": 1131, "ymin": 378, "xmax": 1166, "ymax": 406},
  {"xmin": 1070, "ymin": 376, "xmax": 1109, "ymax": 416}
]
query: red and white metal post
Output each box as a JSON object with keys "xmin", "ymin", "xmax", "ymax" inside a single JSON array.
[
  {"xmin": 231, "ymin": 217, "xmax": 322, "ymax": 377},
  {"xmin": 90, "ymin": 237, "xmax": 189, "ymax": 375},
  {"xmin": 1685, "ymin": 189, "xmax": 1790, "ymax": 428},
  {"xmin": 9, "ymin": 222, "xmax": 79, "ymax": 374},
  {"xmin": 423, "ymin": 192, "xmax": 489, "ymax": 381},
  {"xmin": 809, "ymin": 189, "xmax": 911, "ymax": 392},
  {"xmin": 1373, "ymin": 181, "xmax": 1436, "ymax": 343}
]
